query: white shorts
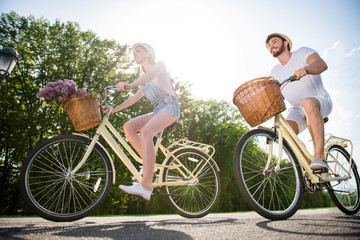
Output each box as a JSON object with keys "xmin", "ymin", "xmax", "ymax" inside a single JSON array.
[{"xmin": 286, "ymin": 96, "xmax": 333, "ymax": 133}]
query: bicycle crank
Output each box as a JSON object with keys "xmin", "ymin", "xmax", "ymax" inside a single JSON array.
[
  {"xmin": 304, "ymin": 172, "xmax": 316, "ymax": 193},
  {"xmin": 131, "ymin": 195, "xmax": 145, "ymax": 202}
]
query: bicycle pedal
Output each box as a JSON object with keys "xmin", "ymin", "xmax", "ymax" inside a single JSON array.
[
  {"xmin": 130, "ymin": 195, "xmax": 144, "ymax": 202},
  {"xmin": 312, "ymin": 168, "xmax": 328, "ymax": 174},
  {"xmin": 314, "ymin": 171, "xmax": 329, "ymax": 182},
  {"xmin": 317, "ymin": 183, "xmax": 327, "ymax": 190},
  {"xmin": 154, "ymin": 187, "xmax": 162, "ymax": 193},
  {"xmin": 153, "ymin": 188, "xmax": 178, "ymax": 197}
]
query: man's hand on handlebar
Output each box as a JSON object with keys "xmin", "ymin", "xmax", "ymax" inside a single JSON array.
[
  {"xmin": 279, "ymin": 76, "xmax": 300, "ymax": 86},
  {"xmin": 293, "ymin": 66, "xmax": 308, "ymax": 79}
]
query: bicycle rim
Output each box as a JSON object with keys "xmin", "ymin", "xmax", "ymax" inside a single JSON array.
[
  {"xmin": 234, "ymin": 129, "xmax": 303, "ymax": 220},
  {"xmin": 163, "ymin": 149, "xmax": 220, "ymax": 218},
  {"xmin": 20, "ymin": 135, "xmax": 112, "ymax": 222},
  {"xmin": 326, "ymin": 145, "xmax": 360, "ymax": 214}
]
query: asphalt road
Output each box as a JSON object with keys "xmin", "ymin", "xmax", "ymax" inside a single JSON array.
[{"xmin": 1, "ymin": 208, "xmax": 359, "ymax": 240}]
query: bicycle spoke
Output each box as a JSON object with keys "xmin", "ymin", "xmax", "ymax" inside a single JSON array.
[
  {"xmin": 234, "ymin": 129, "xmax": 303, "ymax": 220},
  {"xmin": 164, "ymin": 149, "xmax": 220, "ymax": 218},
  {"xmin": 21, "ymin": 135, "xmax": 112, "ymax": 221},
  {"xmin": 326, "ymin": 145, "xmax": 360, "ymax": 214}
]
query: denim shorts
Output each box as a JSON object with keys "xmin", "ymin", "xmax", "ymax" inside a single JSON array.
[
  {"xmin": 153, "ymin": 95, "xmax": 180, "ymax": 120},
  {"xmin": 287, "ymin": 95, "xmax": 333, "ymax": 133}
]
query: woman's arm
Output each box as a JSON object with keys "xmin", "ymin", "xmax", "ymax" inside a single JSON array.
[
  {"xmin": 112, "ymin": 88, "xmax": 144, "ymax": 114},
  {"xmin": 128, "ymin": 61, "xmax": 166, "ymax": 89}
]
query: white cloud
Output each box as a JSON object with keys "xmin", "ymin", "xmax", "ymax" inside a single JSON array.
[{"xmin": 321, "ymin": 41, "xmax": 360, "ymax": 166}]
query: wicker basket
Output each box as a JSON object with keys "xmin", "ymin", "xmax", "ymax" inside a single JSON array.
[
  {"xmin": 64, "ymin": 95, "xmax": 101, "ymax": 131},
  {"xmin": 233, "ymin": 76, "xmax": 286, "ymax": 127}
]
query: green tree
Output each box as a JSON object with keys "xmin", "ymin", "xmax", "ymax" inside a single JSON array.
[
  {"xmin": 1, "ymin": 11, "xmax": 329, "ymax": 217},
  {"xmin": 0, "ymin": 11, "xmax": 133, "ymax": 215}
]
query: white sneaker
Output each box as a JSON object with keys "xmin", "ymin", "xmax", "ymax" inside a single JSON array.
[
  {"xmin": 119, "ymin": 183, "xmax": 152, "ymax": 201},
  {"xmin": 310, "ymin": 158, "xmax": 329, "ymax": 170}
]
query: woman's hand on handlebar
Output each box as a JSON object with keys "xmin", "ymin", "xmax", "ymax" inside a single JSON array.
[
  {"xmin": 102, "ymin": 106, "xmax": 115, "ymax": 115},
  {"xmin": 115, "ymin": 82, "xmax": 132, "ymax": 91}
]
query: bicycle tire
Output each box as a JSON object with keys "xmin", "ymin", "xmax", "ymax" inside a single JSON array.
[
  {"xmin": 162, "ymin": 148, "xmax": 221, "ymax": 218},
  {"xmin": 233, "ymin": 128, "xmax": 303, "ymax": 220},
  {"xmin": 20, "ymin": 135, "xmax": 113, "ymax": 222},
  {"xmin": 326, "ymin": 144, "xmax": 360, "ymax": 214}
]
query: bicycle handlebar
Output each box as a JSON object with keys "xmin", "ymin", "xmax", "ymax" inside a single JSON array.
[
  {"xmin": 104, "ymin": 86, "xmax": 117, "ymax": 90},
  {"xmin": 101, "ymin": 86, "xmax": 119, "ymax": 103},
  {"xmin": 279, "ymin": 76, "xmax": 300, "ymax": 86},
  {"xmin": 101, "ymin": 86, "xmax": 119, "ymax": 118}
]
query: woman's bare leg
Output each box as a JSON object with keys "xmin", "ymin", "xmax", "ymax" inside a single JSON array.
[
  {"xmin": 140, "ymin": 111, "xmax": 177, "ymax": 190},
  {"xmin": 123, "ymin": 113, "xmax": 153, "ymax": 157}
]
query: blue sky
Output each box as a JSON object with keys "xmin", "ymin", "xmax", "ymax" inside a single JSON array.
[{"xmin": 2, "ymin": 0, "xmax": 360, "ymax": 163}]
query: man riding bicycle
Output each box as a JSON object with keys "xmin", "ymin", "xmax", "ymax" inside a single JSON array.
[{"xmin": 265, "ymin": 33, "xmax": 333, "ymax": 170}]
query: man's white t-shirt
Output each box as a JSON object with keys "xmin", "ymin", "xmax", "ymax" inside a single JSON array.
[{"xmin": 270, "ymin": 47, "xmax": 331, "ymax": 106}]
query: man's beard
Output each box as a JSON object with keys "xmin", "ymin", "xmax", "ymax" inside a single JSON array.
[{"xmin": 272, "ymin": 43, "xmax": 285, "ymax": 57}]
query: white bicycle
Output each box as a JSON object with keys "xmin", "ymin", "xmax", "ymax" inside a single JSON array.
[
  {"xmin": 20, "ymin": 86, "xmax": 221, "ymax": 222},
  {"xmin": 233, "ymin": 76, "xmax": 360, "ymax": 220}
]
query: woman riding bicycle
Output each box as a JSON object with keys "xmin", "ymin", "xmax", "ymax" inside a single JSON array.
[{"xmin": 105, "ymin": 43, "xmax": 180, "ymax": 201}]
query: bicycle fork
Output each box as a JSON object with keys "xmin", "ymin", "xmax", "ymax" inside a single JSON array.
[
  {"xmin": 263, "ymin": 128, "xmax": 283, "ymax": 175},
  {"xmin": 68, "ymin": 125, "xmax": 104, "ymax": 179}
]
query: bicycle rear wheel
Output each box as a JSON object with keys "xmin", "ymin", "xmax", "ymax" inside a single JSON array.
[
  {"xmin": 233, "ymin": 129, "xmax": 303, "ymax": 220},
  {"xmin": 162, "ymin": 148, "xmax": 220, "ymax": 218},
  {"xmin": 20, "ymin": 135, "xmax": 113, "ymax": 222},
  {"xmin": 326, "ymin": 144, "xmax": 360, "ymax": 214}
]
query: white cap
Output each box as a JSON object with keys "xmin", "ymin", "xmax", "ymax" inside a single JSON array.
[{"xmin": 132, "ymin": 43, "xmax": 156, "ymax": 59}]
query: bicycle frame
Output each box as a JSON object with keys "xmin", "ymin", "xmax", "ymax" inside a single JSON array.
[
  {"xmin": 69, "ymin": 113, "xmax": 219, "ymax": 187},
  {"xmin": 263, "ymin": 114, "xmax": 353, "ymax": 184}
]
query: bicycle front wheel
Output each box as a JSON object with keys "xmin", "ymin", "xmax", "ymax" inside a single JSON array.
[
  {"xmin": 326, "ymin": 144, "xmax": 360, "ymax": 214},
  {"xmin": 233, "ymin": 129, "xmax": 303, "ymax": 220},
  {"xmin": 20, "ymin": 135, "xmax": 113, "ymax": 222},
  {"xmin": 162, "ymin": 148, "xmax": 221, "ymax": 218}
]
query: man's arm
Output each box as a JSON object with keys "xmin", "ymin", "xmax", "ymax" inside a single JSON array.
[{"xmin": 294, "ymin": 53, "xmax": 328, "ymax": 77}]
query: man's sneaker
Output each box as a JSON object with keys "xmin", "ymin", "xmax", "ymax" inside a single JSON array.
[
  {"xmin": 119, "ymin": 183, "xmax": 152, "ymax": 201},
  {"xmin": 310, "ymin": 158, "xmax": 329, "ymax": 170}
]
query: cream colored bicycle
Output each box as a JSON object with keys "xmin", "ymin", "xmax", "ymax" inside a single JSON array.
[
  {"xmin": 20, "ymin": 86, "xmax": 221, "ymax": 222},
  {"xmin": 233, "ymin": 76, "xmax": 360, "ymax": 220}
]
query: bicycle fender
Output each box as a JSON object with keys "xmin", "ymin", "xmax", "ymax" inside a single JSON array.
[
  {"xmin": 162, "ymin": 147, "xmax": 220, "ymax": 172},
  {"xmin": 72, "ymin": 132, "xmax": 116, "ymax": 184},
  {"xmin": 325, "ymin": 143, "xmax": 358, "ymax": 170}
]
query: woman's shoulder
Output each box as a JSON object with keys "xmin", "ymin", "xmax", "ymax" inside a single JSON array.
[
  {"xmin": 155, "ymin": 61, "xmax": 166, "ymax": 69},
  {"xmin": 151, "ymin": 61, "xmax": 167, "ymax": 74}
]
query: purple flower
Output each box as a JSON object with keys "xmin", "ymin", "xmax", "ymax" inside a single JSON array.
[
  {"xmin": 75, "ymin": 89, "xmax": 87, "ymax": 97},
  {"xmin": 36, "ymin": 79, "xmax": 99, "ymax": 107}
]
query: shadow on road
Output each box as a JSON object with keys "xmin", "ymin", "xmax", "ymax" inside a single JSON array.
[
  {"xmin": 256, "ymin": 214, "xmax": 360, "ymax": 238},
  {"xmin": 1, "ymin": 218, "xmax": 239, "ymax": 240}
]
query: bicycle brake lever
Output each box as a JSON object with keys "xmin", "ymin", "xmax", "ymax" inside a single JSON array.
[
  {"xmin": 280, "ymin": 76, "xmax": 300, "ymax": 86},
  {"xmin": 105, "ymin": 86, "xmax": 116, "ymax": 90},
  {"xmin": 288, "ymin": 76, "xmax": 300, "ymax": 82}
]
